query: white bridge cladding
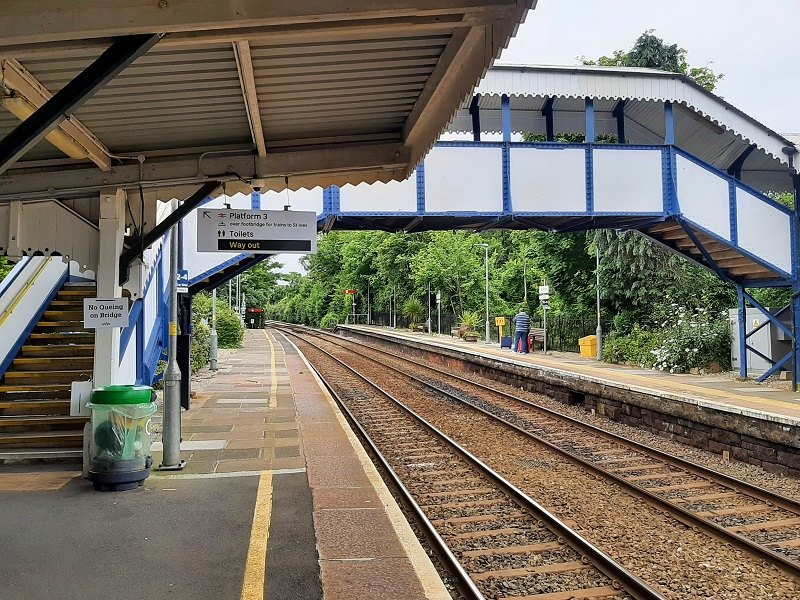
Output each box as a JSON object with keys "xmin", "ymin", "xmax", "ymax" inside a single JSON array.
[{"xmin": 186, "ymin": 142, "xmax": 794, "ymax": 288}]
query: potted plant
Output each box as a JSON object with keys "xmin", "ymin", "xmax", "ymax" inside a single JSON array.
[
  {"xmin": 457, "ymin": 310, "xmax": 480, "ymax": 339},
  {"xmin": 402, "ymin": 298, "xmax": 425, "ymax": 331}
]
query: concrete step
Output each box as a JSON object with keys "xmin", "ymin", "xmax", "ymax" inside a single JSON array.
[
  {"xmin": 34, "ymin": 322, "xmax": 90, "ymax": 333},
  {"xmin": 42, "ymin": 310, "xmax": 84, "ymax": 321},
  {"xmin": 0, "ymin": 430, "xmax": 84, "ymax": 448},
  {"xmin": 0, "ymin": 384, "xmax": 72, "ymax": 400},
  {"xmin": 48, "ymin": 300, "xmax": 85, "ymax": 309},
  {"xmin": 0, "ymin": 415, "xmax": 89, "ymax": 433},
  {"xmin": 12, "ymin": 356, "xmax": 94, "ymax": 371},
  {"xmin": 28, "ymin": 333, "xmax": 93, "ymax": 344},
  {"xmin": 21, "ymin": 344, "xmax": 94, "ymax": 358},
  {"xmin": 0, "ymin": 447, "xmax": 82, "ymax": 464},
  {"xmin": 3, "ymin": 370, "xmax": 92, "ymax": 385},
  {"xmin": 0, "ymin": 400, "xmax": 71, "ymax": 416},
  {"xmin": 56, "ymin": 289, "xmax": 95, "ymax": 299}
]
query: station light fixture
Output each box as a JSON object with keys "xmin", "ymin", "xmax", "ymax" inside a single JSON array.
[{"xmin": 1, "ymin": 94, "xmax": 90, "ymax": 160}]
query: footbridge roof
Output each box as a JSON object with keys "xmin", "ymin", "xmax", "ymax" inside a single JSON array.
[{"xmin": 450, "ymin": 64, "xmax": 799, "ymax": 192}]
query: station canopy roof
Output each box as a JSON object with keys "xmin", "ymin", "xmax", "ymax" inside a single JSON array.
[
  {"xmin": 0, "ymin": 1, "xmax": 533, "ymax": 201},
  {"xmin": 449, "ymin": 64, "xmax": 799, "ymax": 193}
]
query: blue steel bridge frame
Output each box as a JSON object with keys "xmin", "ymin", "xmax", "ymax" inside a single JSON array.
[{"xmin": 189, "ymin": 96, "xmax": 799, "ymax": 388}]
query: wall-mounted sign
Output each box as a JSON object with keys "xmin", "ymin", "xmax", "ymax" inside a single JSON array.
[
  {"xmin": 197, "ymin": 208, "xmax": 317, "ymax": 254},
  {"xmin": 83, "ymin": 298, "xmax": 129, "ymax": 329}
]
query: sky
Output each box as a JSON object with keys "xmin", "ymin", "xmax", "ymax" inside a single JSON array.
[
  {"xmin": 498, "ymin": 0, "xmax": 798, "ymax": 133},
  {"xmin": 277, "ymin": 0, "xmax": 799, "ymax": 275}
]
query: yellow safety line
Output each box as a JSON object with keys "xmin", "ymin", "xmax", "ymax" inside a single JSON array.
[
  {"xmin": 0, "ymin": 258, "xmax": 51, "ymax": 326},
  {"xmin": 240, "ymin": 470, "xmax": 274, "ymax": 600},
  {"xmin": 264, "ymin": 330, "xmax": 278, "ymax": 408}
]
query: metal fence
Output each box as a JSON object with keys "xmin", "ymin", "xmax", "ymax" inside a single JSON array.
[{"xmin": 363, "ymin": 312, "xmax": 612, "ymax": 353}]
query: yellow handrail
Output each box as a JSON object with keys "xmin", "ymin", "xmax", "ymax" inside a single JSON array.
[{"xmin": 0, "ymin": 258, "xmax": 53, "ymax": 326}]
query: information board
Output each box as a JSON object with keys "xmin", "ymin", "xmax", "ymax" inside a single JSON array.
[{"xmin": 197, "ymin": 209, "xmax": 317, "ymax": 254}]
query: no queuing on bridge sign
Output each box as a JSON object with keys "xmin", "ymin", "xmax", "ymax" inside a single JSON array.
[{"xmin": 197, "ymin": 208, "xmax": 317, "ymax": 254}]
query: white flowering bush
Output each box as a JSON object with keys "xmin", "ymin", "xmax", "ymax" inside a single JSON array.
[
  {"xmin": 649, "ymin": 306, "xmax": 731, "ymax": 373},
  {"xmin": 604, "ymin": 305, "xmax": 731, "ymax": 373}
]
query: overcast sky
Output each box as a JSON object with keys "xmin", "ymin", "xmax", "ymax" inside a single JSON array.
[
  {"xmin": 278, "ymin": 0, "xmax": 798, "ymax": 275},
  {"xmin": 498, "ymin": 0, "xmax": 798, "ymax": 133}
]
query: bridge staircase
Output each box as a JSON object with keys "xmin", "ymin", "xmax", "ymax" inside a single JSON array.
[{"xmin": 0, "ymin": 282, "xmax": 95, "ymax": 460}]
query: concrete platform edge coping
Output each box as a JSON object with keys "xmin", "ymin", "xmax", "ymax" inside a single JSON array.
[
  {"xmin": 278, "ymin": 330, "xmax": 451, "ymax": 600},
  {"xmin": 337, "ymin": 325, "xmax": 800, "ymax": 429}
]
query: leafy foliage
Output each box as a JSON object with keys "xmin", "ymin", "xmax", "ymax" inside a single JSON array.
[
  {"xmin": 0, "ymin": 257, "xmax": 13, "ymax": 282},
  {"xmin": 580, "ymin": 29, "xmax": 723, "ymax": 91},
  {"xmin": 192, "ymin": 292, "xmax": 244, "ymax": 349},
  {"xmin": 402, "ymin": 298, "xmax": 425, "ymax": 326}
]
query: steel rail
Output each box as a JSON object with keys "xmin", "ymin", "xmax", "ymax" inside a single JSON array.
[
  {"xmin": 281, "ymin": 328, "xmax": 666, "ymax": 600},
  {"xmin": 282, "ymin": 324, "xmax": 800, "ymax": 581}
]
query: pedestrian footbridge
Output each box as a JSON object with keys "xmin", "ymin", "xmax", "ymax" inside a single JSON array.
[{"xmin": 1, "ymin": 65, "xmax": 798, "ymax": 455}]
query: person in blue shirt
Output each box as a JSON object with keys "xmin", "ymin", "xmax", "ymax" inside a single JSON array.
[{"xmin": 511, "ymin": 308, "xmax": 531, "ymax": 353}]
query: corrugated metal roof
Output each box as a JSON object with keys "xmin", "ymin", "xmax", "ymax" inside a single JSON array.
[
  {"xmin": 0, "ymin": 1, "xmax": 536, "ymax": 199},
  {"xmin": 446, "ymin": 64, "xmax": 797, "ymax": 192}
]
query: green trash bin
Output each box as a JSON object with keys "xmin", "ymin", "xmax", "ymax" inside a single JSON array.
[{"xmin": 87, "ymin": 385, "xmax": 157, "ymax": 492}]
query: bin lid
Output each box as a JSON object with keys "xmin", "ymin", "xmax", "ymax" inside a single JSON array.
[{"xmin": 91, "ymin": 385, "xmax": 154, "ymax": 405}]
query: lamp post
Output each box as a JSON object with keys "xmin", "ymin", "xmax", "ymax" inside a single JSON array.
[
  {"xmin": 523, "ymin": 255, "xmax": 528, "ymax": 306},
  {"xmin": 475, "ymin": 243, "xmax": 490, "ymax": 343},
  {"xmin": 595, "ymin": 233, "xmax": 603, "ymax": 361}
]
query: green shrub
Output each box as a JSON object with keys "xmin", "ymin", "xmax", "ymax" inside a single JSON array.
[
  {"xmin": 604, "ymin": 307, "xmax": 731, "ymax": 373},
  {"xmin": 217, "ymin": 308, "xmax": 244, "ymax": 348},
  {"xmin": 602, "ymin": 327, "xmax": 660, "ymax": 365},
  {"xmin": 459, "ymin": 310, "xmax": 481, "ymax": 329},
  {"xmin": 320, "ymin": 313, "xmax": 339, "ymax": 329},
  {"xmin": 402, "ymin": 298, "xmax": 425, "ymax": 326},
  {"xmin": 649, "ymin": 307, "xmax": 731, "ymax": 373},
  {"xmin": 191, "ymin": 321, "xmax": 210, "ymax": 373}
]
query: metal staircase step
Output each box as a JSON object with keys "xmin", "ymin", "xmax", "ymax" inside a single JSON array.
[
  {"xmin": 0, "ymin": 415, "xmax": 89, "ymax": 433},
  {"xmin": 0, "ymin": 400, "xmax": 71, "ymax": 416},
  {"xmin": 12, "ymin": 356, "xmax": 94, "ymax": 371},
  {"xmin": 21, "ymin": 344, "xmax": 94, "ymax": 358},
  {"xmin": 4, "ymin": 370, "xmax": 92, "ymax": 385}
]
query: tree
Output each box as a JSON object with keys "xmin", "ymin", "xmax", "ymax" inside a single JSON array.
[
  {"xmin": 581, "ymin": 30, "xmax": 723, "ymax": 91},
  {"xmin": 240, "ymin": 257, "xmax": 283, "ymax": 309}
]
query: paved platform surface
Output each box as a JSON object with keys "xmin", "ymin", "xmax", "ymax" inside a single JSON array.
[
  {"xmin": 340, "ymin": 325, "xmax": 800, "ymax": 426},
  {"xmin": 0, "ymin": 329, "xmax": 448, "ymax": 600}
]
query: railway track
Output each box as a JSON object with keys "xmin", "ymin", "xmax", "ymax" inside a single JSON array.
[
  {"xmin": 278, "ymin": 324, "xmax": 800, "ymax": 581},
  {"xmin": 283, "ymin": 329, "xmax": 663, "ymax": 600}
]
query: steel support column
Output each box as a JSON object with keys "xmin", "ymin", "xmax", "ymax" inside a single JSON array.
[
  {"xmin": 0, "ymin": 34, "xmax": 160, "ymax": 174},
  {"xmin": 737, "ymin": 286, "xmax": 748, "ymax": 378},
  {"xmin": 119, "ymin": 181, "xmax": 220, "ymax": 284},
  {"xmin": 664, "ymin": 101, "xmax": 675, "ymax": 145},
  {"xmin": 792, "ymin": 170, "xmax": 800, "ymax": 391},
  {"xmin": 612, "ymin": 100, "xmax": 626, "ymax": 144},
  {"xmin": 469, "ymin": 94, "xmax": 481, "ymax": 142},
  {"xmin": 501, "ymin": 94, "xmax": 512, "ymax": 214},
  {"xmin": 542, "ymin": 97, "xmax": 555, "ymax": 142},
  {"xmin": 178, "ymin": 292, "xmax": 192, "ymax": 410}
]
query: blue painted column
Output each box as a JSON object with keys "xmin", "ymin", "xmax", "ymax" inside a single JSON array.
[
  {"xmin": 737, "ymin": 286, "xmax": 748, "ymax": 378},
  {"xmin": 792, "ymin": 169, "xmax": 800, "ymax": 391},
  {"xmin": 501, "ymin": 94, "xmax": 512, "ymax": 214},
  {"xmin": 416, "ymin": 163, "xmax": 426, "ymax": 214},
  {"xmin": 585, "ymin": 98, "xmax": 595, "ymax": 213},
  {"xmin": 251, "ymin": 191, "xmax": 261, "ymax": 209},
  {"xmin": 664, "ymin": 101, "xmax": 675, "ymax": 145},
  {"xmin": 612, "ymin": 100, "xmax": 626, "ymax": 143}
]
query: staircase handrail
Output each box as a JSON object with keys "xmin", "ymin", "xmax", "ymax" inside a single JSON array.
[{"xmin": 0, "ymin": 257, "xmax": 51, "ymax": 326}]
